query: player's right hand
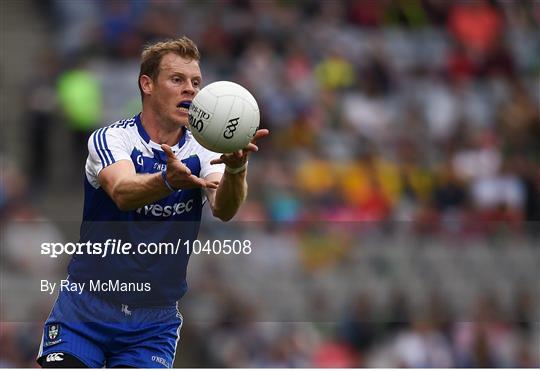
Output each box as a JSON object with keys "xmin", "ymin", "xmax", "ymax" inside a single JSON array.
[{"xmin": 161, "ymin": 144, "xmax": 218, "ymax": 190}]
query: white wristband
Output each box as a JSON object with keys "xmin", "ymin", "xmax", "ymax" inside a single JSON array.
[{"xmin": 225, "ymin": 162, "xmax": 248, "ymax": 174}]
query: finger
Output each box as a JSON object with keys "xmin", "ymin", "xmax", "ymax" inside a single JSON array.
[
  {"xmin": 161, "ymin": 144, "xmax": 176, "ymax": 160},
  {"xmin": 253, "ymin": 129, "xmax": 270, "ymax": 141},
  {"xmin": 180, "ymin": 175, "xmax": 205, "ymax": 188},
  {"xmin": 210, "ymin": 158, "xmax": 224, "ymax": 165},
  {"xmin": 204, "ymin": 180, "xmax": 219, "ymax": 189},
  {"xmin": 180, "ymin": 163, "xmax": 192, "ymax": 175},
  {"xmin": 243, "ymin": 143, "xmax": 259, "ymax": 152},
  {"xmin": 171, "ymin": 161, "xmax": 192, "ymax": 175},
  {"xmin": 189, "ymin": 175, "xmax": 218, "ymax": 189},
  {"xmin": 249, "ymin": 129, "xmax": 269, "ymax": 147},
  {"xmin": 210, "ymin": 154, "xmax": 227, "ymax": 165}
]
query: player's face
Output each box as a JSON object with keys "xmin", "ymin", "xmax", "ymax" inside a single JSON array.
[{"xmin": 152, "ymin": 53, "xmax": 202, "ymax": 128}]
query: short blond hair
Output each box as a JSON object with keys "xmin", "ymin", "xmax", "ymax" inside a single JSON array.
[{"xmin": 138, "ymin": 36, "xmax": 201, "ymax": 99}]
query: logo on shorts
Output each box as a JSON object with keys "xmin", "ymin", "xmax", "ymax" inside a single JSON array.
[
  {"xmin": 46, "ymin": 352, "xmax": 64, "ymax": 362},
  {"xmin": 47, "ymin": 324, "xmax": 60, "ymax": 340},
  {"xmin": 152, "ymin": 356, "xmax": 170, "ymax": 368}
]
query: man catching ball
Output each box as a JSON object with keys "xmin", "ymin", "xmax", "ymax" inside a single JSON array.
[{"xmin": 37, "ymin": 36, "xmax": 268, "ymax": 368}]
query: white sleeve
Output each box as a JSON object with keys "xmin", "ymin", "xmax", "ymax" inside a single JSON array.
[
  {"xmin": 198, "ymin": 148, "xmax": 225, "ymax": 178},
  {"xmin": 85, "ymin": 127, "xmax": 132, "ymax": 187}
]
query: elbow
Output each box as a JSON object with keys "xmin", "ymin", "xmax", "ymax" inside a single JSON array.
[
  {"xmin": 116, "ymin": 202, "xmax": 132, "ymax": 212},
  {"xmin": 115, "ymin": 198, "xmax": 132, "ymax": 212},
  {"xmin": 219, "ymin": 215, "xmax": 234, "ymax": 222},
  {"xmin": 212, "ymin": 208, "xmax": 235, "ymax": 222},
  {"xmin": 112, "ymin": 188, "xmax": 133, "ymax": 211}
]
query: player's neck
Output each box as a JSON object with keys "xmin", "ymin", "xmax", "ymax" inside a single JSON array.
[{"xmin": 140, "ymin": 110, "xmax": 183, "ymax": 146}]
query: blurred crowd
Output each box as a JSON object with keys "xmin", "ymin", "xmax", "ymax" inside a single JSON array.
[{"xmin": 1, "ymin": 0, "xmax": 539, "ymax": 367}]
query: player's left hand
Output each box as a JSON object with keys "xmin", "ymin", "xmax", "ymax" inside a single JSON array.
[{"xmin": 210, "ymin": 129, "xmax": 270, "ymax": 169}]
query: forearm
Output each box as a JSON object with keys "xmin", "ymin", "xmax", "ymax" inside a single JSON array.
[
  {"xmin": 111, "ymin": 172, "xmax": 171, "ymax": 211},
  {"xmin": 213, "ymin": 169, "xmax": 248, "ymax": 221}
]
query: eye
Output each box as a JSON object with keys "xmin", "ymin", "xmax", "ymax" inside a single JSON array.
[
  {"xmin": 172, "ymin": 76, "xmax": 182, "ymax": 84},
  {"xmin": 193, "ymin": 80, "xmax": 201, "ymax": 88}
]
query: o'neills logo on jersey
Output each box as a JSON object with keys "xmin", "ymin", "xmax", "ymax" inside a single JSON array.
[{"xmin": 136, "ymin": 199, "xmax": 194, "ymax": 217}]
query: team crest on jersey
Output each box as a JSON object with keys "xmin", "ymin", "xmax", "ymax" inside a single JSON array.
[{"xmin": 47, "ymin": 324, "xmax": 60, "ymax": 340}]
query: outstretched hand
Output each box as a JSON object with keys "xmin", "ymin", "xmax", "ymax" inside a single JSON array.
[
  {"xmin": 210, "ymin": 129, "xmax": 270, "ymax": 169},
  {"xmin": 161, "ymin": 144, "xmax": 218, "ymax": 190}
]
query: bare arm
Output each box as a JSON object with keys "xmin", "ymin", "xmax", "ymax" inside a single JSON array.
[
  {"xmin": 205, "ymin": 129, "xmax": 269, "ymax": 221},
  {"xmin": 99, "ymin": 144, "xmax": 217, "ymax": 211},
  {"xmin": 205, "ymin": 170, "xmax": 247, "ymax": 222}
]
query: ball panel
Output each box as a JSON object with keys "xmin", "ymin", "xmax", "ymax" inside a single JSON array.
[
  {"xmin": 236, "ymin": 98, "xmax": 259, "ymax": 143},
  {"xmin": 188, "ymin": 88, "xmax": 218, "ymax": 146},
  {"xmin": 208, "ymin": 95, "xmax": 237, "ymax": 152},
  {"xmin": 215, "ymin": 96, "xmax": 249, "ymax": 153},
  {"xmin": 207, "ymin": 81, "xmax": 258, "ymax": 109},
  {"xmin": 247, "ymin": 106, "xmax": 260, "ymax": 140}
]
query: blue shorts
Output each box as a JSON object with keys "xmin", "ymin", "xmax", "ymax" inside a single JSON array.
[{"xmin": 37, "ymin": 286, "xmax": 183, "ymax": 368}]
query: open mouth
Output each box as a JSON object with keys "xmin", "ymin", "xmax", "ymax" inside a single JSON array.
[{"xmin": 177, "ymin": 101, "xmax": 191, "ymax": 112}]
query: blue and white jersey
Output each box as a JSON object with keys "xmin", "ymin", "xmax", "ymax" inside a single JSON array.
[{"xmin": 68, "ymin": 113, "xmax": 224, "ymax": 306}]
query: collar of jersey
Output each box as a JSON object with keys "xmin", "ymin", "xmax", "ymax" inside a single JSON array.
[{"xmin": 134, "ymin": 113, "xmax": 188, "ymax": 151}]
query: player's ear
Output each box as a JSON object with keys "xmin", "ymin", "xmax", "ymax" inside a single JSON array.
[{"xmin": 139, "ymin": 75, "xmax": 154, "ymax": 96}]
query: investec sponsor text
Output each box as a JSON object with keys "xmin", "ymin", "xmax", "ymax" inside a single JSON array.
[{"xmin": 136, "ymin": 199, "xmax": 194, "ymax": 217}]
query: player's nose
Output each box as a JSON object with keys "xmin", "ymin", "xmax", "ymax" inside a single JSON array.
[{"xmin": 182, "ymin": 81, "xmax": 196, "ymax": 96}]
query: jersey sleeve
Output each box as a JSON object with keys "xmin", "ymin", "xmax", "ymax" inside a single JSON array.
[
  {"xmin": 198, "ymin": 148, "xmax": 225, "ymax": 178},
  {"xmin": 86, "ymin": 127, "xmax": 133, "ymax": 184}
]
